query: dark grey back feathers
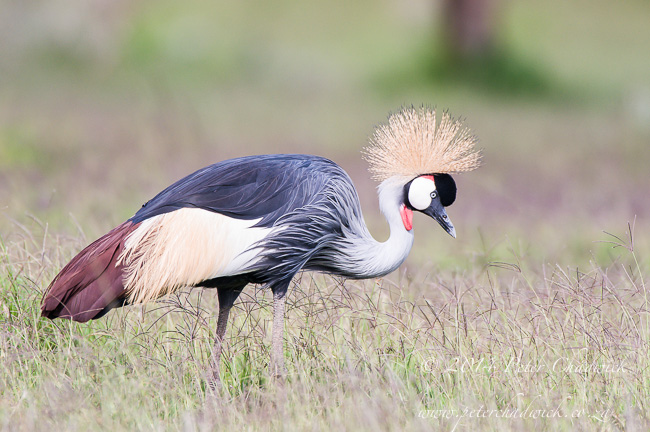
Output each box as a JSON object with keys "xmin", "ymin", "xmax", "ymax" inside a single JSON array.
[
  {"xmin": 133, "ymin": 155, "xmax": 344, "ymax": 227},
  {"xmin": 131, "ymin": 154, "xmax": 368, "ymax": 283}
]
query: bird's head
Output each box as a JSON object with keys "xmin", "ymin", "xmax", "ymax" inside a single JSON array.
[
  {"xmin": 404, "ymin": 173, "xmax": 457, "ymax": 238},
  {"xmin": 364, "ymin": 106, "xmax": 481, "ymax": 238}
]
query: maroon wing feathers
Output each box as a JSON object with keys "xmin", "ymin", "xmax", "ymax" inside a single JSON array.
[{"xmin": 41, "ymin": 221, "xmax": 137, "ymax": 322}]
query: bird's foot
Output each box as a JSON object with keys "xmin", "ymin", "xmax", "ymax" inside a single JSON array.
[
  {"xmin": 206, "ymin": 365, "xmax": 222, "ymax": 394},
  {"xmin": 269, "ymin": 360, "xmax": 287, "ymax": 380}
]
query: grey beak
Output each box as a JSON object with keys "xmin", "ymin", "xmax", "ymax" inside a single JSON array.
[
  {"xmin": 423, "ymin": 199, "xmax": 456, "ymax": 238},
  {"xmin": 435, "ymin": 208, "xmax": 456, "ymax": 238}
]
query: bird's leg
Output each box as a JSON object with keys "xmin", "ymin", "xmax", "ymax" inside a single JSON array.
[
  {"xmin": 209, "ymin": 283, "xmax": 244, "ymax": 389},
  {"xmin": 270, "ymin": 282, "xmax": 289, "ymax": 378},
  {"xmin": 209, "ymin": 305, "xmax": 231, "ymax": 386}
]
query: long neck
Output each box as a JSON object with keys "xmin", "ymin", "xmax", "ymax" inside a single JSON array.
[{"xmin": 337, "ymin": 179, "xmax": 414, "ymax": 279}]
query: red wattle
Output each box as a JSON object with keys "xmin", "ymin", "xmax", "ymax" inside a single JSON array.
[{"xmin": 400, "ymin": 204, "xmax": 413, "ymax": 231}]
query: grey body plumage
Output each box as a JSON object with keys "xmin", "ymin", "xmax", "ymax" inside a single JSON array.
[{"xmin": 135, "ymin": 155, "xmax": 381, "ymax": 283}]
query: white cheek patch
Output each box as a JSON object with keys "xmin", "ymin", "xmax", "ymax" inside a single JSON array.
[{"xmin": 408, "ymin": 177, "xmax": 436, "ymax": 210}]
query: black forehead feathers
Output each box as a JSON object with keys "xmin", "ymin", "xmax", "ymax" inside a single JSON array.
[{"xmin": 433, "ymin": 174, "xmax": 456, "ymax": 207}]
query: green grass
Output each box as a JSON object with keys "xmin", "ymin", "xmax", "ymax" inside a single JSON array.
[{"xmin": 1, "ymin": 221, "xmax": 648, "ymax": 430}]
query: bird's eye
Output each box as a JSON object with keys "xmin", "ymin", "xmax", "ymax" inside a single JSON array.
[{"xmin": 430, "ymin": 191, "xmax": 437, "ymax": 199}]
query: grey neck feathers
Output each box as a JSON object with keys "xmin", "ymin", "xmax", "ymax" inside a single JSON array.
[{"xmin": 336, "ymin": 178, "xmax": 414, "ymax": 279}]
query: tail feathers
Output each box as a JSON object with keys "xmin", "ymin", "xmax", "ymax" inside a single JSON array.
[{"xmin": 41, "ymin": 221, "xmax": 137, "ymax": 323}]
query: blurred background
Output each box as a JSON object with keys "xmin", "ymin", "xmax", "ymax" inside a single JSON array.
[{"xmin": 1, "ymin": 0, "xmax": 649, "ymax": 269}]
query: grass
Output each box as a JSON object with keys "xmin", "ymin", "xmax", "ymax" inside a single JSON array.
[{"xmin": 1, "ymin": 219, "xmax": 648, "ymax": 431}]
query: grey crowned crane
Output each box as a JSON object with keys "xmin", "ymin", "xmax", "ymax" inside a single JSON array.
[{"xmin": 41, "ymin": 107, "xmax": 481, "ymax": 380}]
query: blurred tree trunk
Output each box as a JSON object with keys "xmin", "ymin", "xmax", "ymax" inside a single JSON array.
[{"xmin": 442, "ymin": 0, "xmax": 497, "ymax": 61}]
